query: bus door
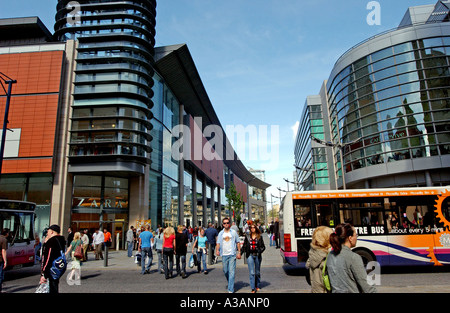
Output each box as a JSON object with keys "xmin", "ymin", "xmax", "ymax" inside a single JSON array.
[{"xmin": 312, "ymin": 201, "xmax": 336, "ymax": 228}]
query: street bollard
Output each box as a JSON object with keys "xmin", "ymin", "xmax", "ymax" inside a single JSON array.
[{"xmin": 104, "ymin": 244, "xmax": 108, "ymax": 267}]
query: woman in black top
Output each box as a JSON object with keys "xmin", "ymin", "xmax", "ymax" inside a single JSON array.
[
  {"xmin": 175, "ymin": 225, "xmax": 189, "ymax": 278},
  {"xmin": 241, "ymin": 223, "xmax": 266, "ymax": 293}
]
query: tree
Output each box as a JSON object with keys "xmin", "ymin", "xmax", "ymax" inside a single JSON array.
[{"xmin": 225, "ymin": 182, "xmax": 243, "ymax": 225}]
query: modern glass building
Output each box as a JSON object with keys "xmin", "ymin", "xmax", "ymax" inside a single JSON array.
[
  {"xmin": 0, "ymin": 1, "xmax": 270, "ymax": 245},
  {"xmin": 295, "ymin": 1, "xmax": 450, "ymax": 190}
]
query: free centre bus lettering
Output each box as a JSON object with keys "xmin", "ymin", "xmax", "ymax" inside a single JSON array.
[{"xmin": 298, "ymin": 225, "xmax": 446, "ymax": 237}]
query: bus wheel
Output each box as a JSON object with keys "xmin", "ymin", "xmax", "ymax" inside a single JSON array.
[{"xmin": 354, "ymin": 249, "xmax": 375, "ymax": 267}]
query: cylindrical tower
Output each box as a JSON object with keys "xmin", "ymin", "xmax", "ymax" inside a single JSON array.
[{"xmin": 54, "ymin": 0, "xmax": 157, "ymax": 173}]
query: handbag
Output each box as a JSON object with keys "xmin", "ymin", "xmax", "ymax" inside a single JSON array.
[
  {"xmin": 322, "ymin": 253, "xmax": 331, "ymax": 292},
  {"xmin": 74, "ymin": 241, "xmax": 83, "ymax": 259}
]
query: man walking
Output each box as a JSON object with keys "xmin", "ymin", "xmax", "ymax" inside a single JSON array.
[
  {"xmin": 92, "ymin": 228, "xmax": 104, "ymax": 260},
  {"xmin": 205, "ymin": 222, "xmax": 218, "ymax": 265},
  {"xmin": 40, "ymin": 225, "xmax": 66, "ymax": 293},
  {"xmin": 216, "ymin": 217, "xmax": 241, "ymax": 293},
  {"xmin": 127, "ymin": 226, "xmax": 135, "ymax": 257},
  {"xmin": 139, "ymin": 225, "xmax": 154, "ymax": 274}
]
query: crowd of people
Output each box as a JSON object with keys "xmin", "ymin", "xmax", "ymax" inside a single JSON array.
[
  {"xmin": 127, "ymin": 217, "xmax": 268, "ymax": 293},
  {"xmin": 1, "ymin": 213, "xmax": 376, "ymax": 294}
]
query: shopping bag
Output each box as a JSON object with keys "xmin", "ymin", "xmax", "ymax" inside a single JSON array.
[
  {"xmin": 189, "ymin": 254, "xmax": 194, "ymax": 268},
  {"xmin": 35, "ymin": 281, "xmax": 49, "ymax": 293}
]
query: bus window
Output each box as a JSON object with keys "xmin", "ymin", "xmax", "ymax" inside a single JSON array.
[
  {"xmin": 293, "ymin": 201, "xmax": 312, "ymax": 237},
  {"xmin": 338, "ymin": 199, "xmax": 384, "ymax": 226},
  {"xmin": 314, "ymin": 202, "xmax": 334, "ymax": 227}
]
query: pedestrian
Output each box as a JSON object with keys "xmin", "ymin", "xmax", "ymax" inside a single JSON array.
[
  {"xmin": 103, "ymin": 228, "xmax": 112, "ymax": 248},
  {"xmin": 327, "ymin": 223, "xmax": 377, "ymax": 293},
  {"xmin": 66, "ymin": 227, "xmax": 74, "ymax": 248},
  {"xmin": 81, "ymin": 229, "xmax": 89, "ymax": 262},
  {"xmin": 65, "ymin": 231, "xmax": 82, "ymax": 284},
  {"xmin": 154, "ymin": 227, "xmax": 164, "ymax": 274},
  {"xmin": 92, "ymin": 228, "xmax": 104, "ymax": 260},
  {"xmin": 216, "ymin": 217, "xmax": 241, "ymax": 293},
  {"xmin": 305, "ymin": 226, "xmax": 333, "ymax": 293},
  {"xmin": 34, "ymin": 234, "xmax": 42, "ymax": 264},
  {"xmin": 192, "ymin": 227, "xmax": 208, "ymax": 275},
  {"xmin": 175, "ymin": 225, "xmax": 188, "ymax": 278},
  {"xmin": 138, "ymin": 225, "xmax": 154, "ymax": 275},
  {"xmin": 205, "ymin": 222, "xmax": 218, "ymax": 264},
  {"xmin": 40, "ymin": 224, "xmax": 66, "ymax": 293},
  {"xmin": 0, "ymin": 228, "xmax": 9, "ymax": 293},
  {"xmin": 127, "ymin": 226, "xmax": 135, "ymax": 257},
  {"xmin": 241, "ymin": 222, "xmax": 266, "ymax": 293},
  {"xmin": 162, "ymin": 226, "xmax": 176, "ymax": 279},
  {"xmin": 273, "ymin": 218, "xmax": 280, "ymax": 248}
]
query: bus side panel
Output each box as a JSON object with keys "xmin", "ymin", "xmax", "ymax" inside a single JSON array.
[
  {"xmin": 360, "ymin": 234, "xmax": 448, "ymax": 266},
  {"xmin": 6, "ymin": 242, "xmax": 35, "ymax": 269}
]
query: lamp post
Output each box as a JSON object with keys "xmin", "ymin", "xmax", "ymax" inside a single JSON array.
[
  {"xmin": 283, "ymin": 178, "xmax": 296, "ymax": 192},
  {"xmin": 0, "ymin": 73, "xmax": 17, "ymax": 175},
  {"xmin": 310, "ymin": 135, "xmax": 362, "ymax": 190},
  {"xmin": 293, "ymin": 164, "xmax": 328, "ymax": 190}
]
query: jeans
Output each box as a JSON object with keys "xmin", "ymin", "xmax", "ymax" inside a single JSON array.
[
  {"xmin": 247, "ymin": 254, "xmax": 261, "ymax": 290},
  {"xmin": 156, "ymin": 249, "xmax": 163, "ymax": 272},
  {"xmin": 127, "ymin": 241, "xmax": 133, "ymax": 257},
  {"xmin": 163, "ymin": 248, "xmax": 174, "ymax": 278},
  {"xmin": 196, "ymin": 249, "xmax": 207, "ymax": 272},
  {"xmin": 176, "ymin": 254, "xmax": 186, "ymax": 274},
  {"xmin": 141, "ymin": 247, "xmax": 153, "ymax": 274},
  {"xmin": 222, "ymin": 255, "xmax": 237, "ymax": 293}
]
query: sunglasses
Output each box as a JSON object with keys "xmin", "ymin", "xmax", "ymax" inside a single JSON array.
[{"xmin": 223, "ymin": 222, "xmax": 230, "ymax": 225}]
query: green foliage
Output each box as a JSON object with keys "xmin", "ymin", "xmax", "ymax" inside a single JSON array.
[{"xmin": 225, "ymin": 182, "xmax": 243, "ymax": 223}]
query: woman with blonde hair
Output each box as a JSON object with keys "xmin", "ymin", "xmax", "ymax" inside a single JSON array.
[
  {"xmin": 162, "ymin": 226, "xmax": 176, "ymax": 279},
  {"xmin": 305, "ymin": 226, "xmax": 333, "ymax": 293},
  {"xmin": 65, "ymin": 231, "xmax": 82, "ymax": 283}
]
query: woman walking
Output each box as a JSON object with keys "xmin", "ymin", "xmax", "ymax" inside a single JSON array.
[
  {"xmin": 305, "ymin": 226, "xmax": 333, "ymax": 293},
  {"xmin": 327, "ymin": 223, "xmax": 377, "ymax": 293},
  {"xmin": 192, "ymin": 227, "xmax": 208, "ymax": 274},
  {"xmin": 162, "ymin": 226, "xmax": 176, "ymax": 279},
  {"xmin": 241, "ymin": 222, "xmax": 265, "ymax": 293},
  {"xmin": 65, "ymin": 231, "xmax": 82, "ymax": 284}
]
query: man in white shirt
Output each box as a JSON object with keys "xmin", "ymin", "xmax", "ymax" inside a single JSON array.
[
  {"xmin": 216, "ymin": 217, "xmax": 241, "ymax": 293},
  {"xmin": 92, "ymin": 229, "xmax": 104, "ymax": 260}
]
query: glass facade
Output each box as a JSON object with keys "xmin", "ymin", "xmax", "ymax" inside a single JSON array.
[
  {"xmin": 326, "ymin": 36, "xmax": 450, "ymax": 179},
  {"xmin": 294, "ymin": 97, "xmax": 330, "ymax": 190},
  {"xmin": 55, "ymin": 0, "xmax": 157, "ymax": 166}
]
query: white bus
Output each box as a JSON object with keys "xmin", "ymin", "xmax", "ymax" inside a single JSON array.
[
  {"xmin": 0, "ymin": 200, "xmax": 36, "ymax": 269},
  {"xmin": 280, "ymin": 187, "xmax": 450, "ymax": 267}
]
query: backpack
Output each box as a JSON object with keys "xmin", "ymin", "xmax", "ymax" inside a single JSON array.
[
  {"xmin": 50, "ymin": 238, "xmax": 67, "ymax": 280},
  {"xmin": 322, "ymin": 252, "xmax": 331, "ymax": 292}
]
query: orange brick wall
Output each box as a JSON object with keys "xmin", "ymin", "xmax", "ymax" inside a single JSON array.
[{"xmin": 0, "ymin": 51, "xmax": 64, "ymax": 174}]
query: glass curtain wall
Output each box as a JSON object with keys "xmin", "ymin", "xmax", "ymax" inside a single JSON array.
[{"xmin": 327, "ymin": 36, "xmax": 450, "ymax": 176}]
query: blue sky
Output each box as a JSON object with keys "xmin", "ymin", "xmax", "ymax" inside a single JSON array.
[{"xmin": 0, "ymin": 0, "xmax": 432, "ymax": 206}]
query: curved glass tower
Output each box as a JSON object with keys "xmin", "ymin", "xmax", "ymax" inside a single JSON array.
[
  {"xmin": 326, "ymin": 3, "xmax": 450, "ymax": 188},
  {"xmin": 55, "ymin": 0, "xmax": 157, "ymax": 173}
]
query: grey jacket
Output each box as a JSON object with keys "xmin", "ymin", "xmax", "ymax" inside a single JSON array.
[{"xmin": 327, "ymin": 245, "xmax": 377, "ymax": 293}]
